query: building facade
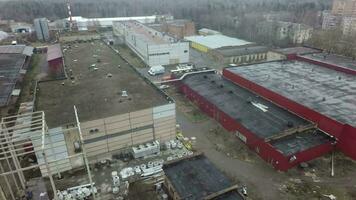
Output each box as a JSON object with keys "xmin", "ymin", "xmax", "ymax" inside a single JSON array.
[
  {"xmin": 34, "ymin": 18, "xmax": 50, "ymax": 41},
  {"xmin": 160, "ymin": 20, "xmax": 196, "ymax": 39},
  {"xmin": 210, "ymin": 46, "xmax": 273, "ymax": 65},
  {"xmin": 113, "ymin": 21, "xmax": 190, "ymax": 66},
  {"xmin": 341, "ymin": 16, "xmax": 356, "ymax": 35},
  {"xmin": 322, "ymin": 0, "xmax": 356, "ymax": 34}
]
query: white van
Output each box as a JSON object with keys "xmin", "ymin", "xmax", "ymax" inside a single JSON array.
[{"xmin": 148, "ymin": 65, "xmax": 165, "ymax": 76}]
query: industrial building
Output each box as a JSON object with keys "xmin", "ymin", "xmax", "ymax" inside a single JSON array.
[
  {"xmin": 198, "ymin": 28, "xmax": 222, "ymax": 36},
  {"xmin": 184, "ymin": 35, "xmax": 252, "ymax": 53},
  {"xmin": 178, "ymin": 71, "xmax": 333, "ymax": 171},
  {"xmin": 210, "ymin": 46, "xmax": 272, "ymax": 65},
  {"xmin": 34, "ymin": 18, "xmax": 50, "ymax": 42},
  {"xmin": 149, "ymin": 19, "xmax": 196, "ymax": 39},
  {"xmin": 69, "ymin": 15, "xmax": 159, "ymax": 31},
  {"xmin": 164, "ymin": 153, "xmax": 245, "ymax": 199},
  {"xmin": 37, "ymin": 41, "xmax": 176, "ymax": 161},
  {"xmin": 47, "ymin": 44, "xmax": 64, "ymax": 78},
  {"xmin": 0, "ymin": 45, "xmax": 33, "ymax": 108},
  {"xmin": 273, "ymin": 46, "xmax": 321, "ymax": 59},
  {"xmin": 113, "ymin": 21, "xmax": 190, "ymax": 66},
  {"xmin": 223, "ymin": 57, "xmax": 356, "ymax": 161}
]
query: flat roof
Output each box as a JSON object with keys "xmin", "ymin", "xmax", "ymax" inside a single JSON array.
[
  {"xmin": 0, "ymin": 45, "xmax": 33, "ymax": 56},
  {"xmin": 184, "ymin": 35, "xmax": 252, "ymax": 49},
  {"xmin": 301, "ymin": 53, "xmax": 356, "ymax": 71},
  {"xmin": 164, "ymin": 154, "xmax": 244, "ymax": 200},
  {"xmin": 226, "ymin": 60, "xmax": 356, "ymax": 126},
  {"xmin": 183, "ymin": 72, "xmax": 331, "ymax": 156},
  {"xmin": 37, "ymin": 41, "xmax": 169, "ymax": 127},
  {"xmin": 0, "ymin": 53, "xmax": 26, "ymax": 106},
  {"xmin": 215, "ymin": 46, "xmax": 269, "ymax": 57},
  {"xmin": 183, "ymin": 73, "xmax": 310, "ymax": 139},
  {"xmin": 271, "ymin": 129, "xmax": 331, "ymax": 156},
  {"xmin": 119, "ymin": 21, "xmax": 174, "ymax": 45},
  {"xmin": 273, "ymin": 47, "xmax": 321, "ymax": 55}
]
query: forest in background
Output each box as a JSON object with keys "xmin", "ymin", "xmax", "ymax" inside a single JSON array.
[{"xmin": 3, "ymin": 0, "xmax": 354, "ymax": 55}]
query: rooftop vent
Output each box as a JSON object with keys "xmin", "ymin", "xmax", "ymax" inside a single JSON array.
[
  {"xmin": 228, "ymin": 90, "xmax": 233, "ymax": 94},
  {"xmin": 211, "ymin": 80, "xmax": 215, "ymax": 84},
  {"xmin": 219, "ymin": 84, "xmax": 224, "ymax": 88},
  {"xmin": 122, "ymin": 91, "xmax": 128, "ymax": 97}
]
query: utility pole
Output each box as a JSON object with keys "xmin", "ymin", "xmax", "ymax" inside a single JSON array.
[
  {"xmin": 74, "ymin": 106, "xmax": 96, "ymax": 200},
  {"xmin": 331, "ymin": 151, "xmax": 334, "ymax": 177},
  {"xmin": 65, "ymin": 0, "xmax": 73, "ymax": 31}
]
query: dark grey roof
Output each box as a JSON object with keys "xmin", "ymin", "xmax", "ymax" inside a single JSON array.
[
  {"xmin": 273, "ymin": 47, "xmax": 320, "ymax": 55},
  {"xmin": 226, "ymin": 60, "xmax": 356, "ymax": 127},
  {"xmin": 301, "ymin": 53, "xmax": 356, "ymax": 71},
  {"xmin": 215, "ymin": 46, "xmax": 269, "ymax": 57},
  {"xmin": 164, "ymin": 154, "xmax": 244, "ymax": 200},
  {"xmin": 182, "ymin": 72, "xmax": 332, "ymax": 156},
  {"xmin": 183, "ymin": 73, "xmax": 310, "ymax": 139},
  {"xmin": 0, "ymin": 54, "xmax": 27, "ymax": 106}
]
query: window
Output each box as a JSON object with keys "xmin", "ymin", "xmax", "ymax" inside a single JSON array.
[{"xmin": 184, "ymin": 50, "xmax": 188, "ymax": 53}]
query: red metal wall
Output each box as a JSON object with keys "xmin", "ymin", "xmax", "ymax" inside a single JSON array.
[
  {"xmin": 48, "ymin": 58, "xmax": 64, "ymax": 78},
  {"xmin": 179, "ymin": 82, "xmax": 333, "ymax": 171},
  {"xmin": 222, "ymin": 69, "xmax": 356, "ymax": 160}
]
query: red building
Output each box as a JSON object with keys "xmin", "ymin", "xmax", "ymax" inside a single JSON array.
[
  {"xmin": 178, "ymin": 71, "xmax": 334, "ymax": 171},
  {"xmin": 47, "ymin": 44, "xmax": 64, "ymax": 78},
  {"xmin": 223, "ymin": 56, "xmax": 356, "ymax": 161}
]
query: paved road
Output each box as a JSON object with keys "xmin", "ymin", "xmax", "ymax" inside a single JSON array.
[{"xmin": 189, "ymin": 48, "xmax": 223, "ymax": 71}]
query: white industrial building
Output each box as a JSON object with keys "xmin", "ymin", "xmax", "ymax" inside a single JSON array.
[
  {"xmin": 68, "ymin": 16, "xmax": 158, "ymax": 31},
  {"xmin": 113, "ymin": 21, "xmax": 190, "ymax": 66}
]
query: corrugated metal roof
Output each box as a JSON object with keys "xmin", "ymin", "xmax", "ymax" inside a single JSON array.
[
  {"xmin": 185, "ymin": 35, "xmax": 252, "ymax": 49},
  {"xmin": 23, "ymin": 46, "xmax": 34, "ymax": 56},
  {"xmin": 0, "ymin": 45, "xmax": 26, "ymax": 54},
  {"xmin": 47, "ymin": 44, "xmax": 63, "ymax": 61},
  {"xmin": 0, "ymin": 45, "xmax": 33, "ymax": 56}
]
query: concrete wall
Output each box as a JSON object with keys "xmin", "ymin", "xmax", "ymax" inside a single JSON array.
[
  {"xmin": 81, "ymin": 103, "xmax": 176, "ymax": 158},
  {"xmin": 147, "ymin": 42, "xmax": 189, "ymax": 66}
]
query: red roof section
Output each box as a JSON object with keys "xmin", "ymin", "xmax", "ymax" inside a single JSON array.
[{"xmin": 47, "ymin": 44, "xmax": 63, "ymax": 61}]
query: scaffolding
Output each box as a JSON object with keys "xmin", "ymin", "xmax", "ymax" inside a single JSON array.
[{"xmin": 0, "ymin": 106, "xmax": 95, "ymax": 200}]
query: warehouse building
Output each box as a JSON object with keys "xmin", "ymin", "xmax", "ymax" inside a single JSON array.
[
  {"xmin": 47, "ymin": 44, "xmax": 65, "ymax": 78},
  {"xmin": 149, "ymin": 19, "xmax": 196, "ymax": 39},
  {"xmin": 178, "ymin": 71, "xmax": 333, "ymax": 171},
  {"xmin": 37, "ymin": 41, "xmax": 176, "ymax": 160},
  {"xmin": 223, "ymin": 59, "xmax": 356, "ymax": 161},
  {"xmin": 0, "ymin": 45, "xmax": 33, "ymax": 108},
  {"xmin": 69, "ymin": 15, "xmax": 158, "ymax": 31},
  {"xmin": 113, "ymin": 21, "xmax": 190, "ymax": 66},
  {"xmin": 164, "ymin": 153, "xmax": 245, "ymax": 199},
  {"xmin": 273, "ymin": 46, "xmax": 321, "ymax": 60},
  {"xmin": 198, "ymin": 28, "xmax": 222, "ymax": 36},
  {"xmin": 210, "ymin": 46, "xmax": 274, "ymax": 65},
  {"xmin": 184, "ymin": 34, "xmax": 252, "ymax": 53}
]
